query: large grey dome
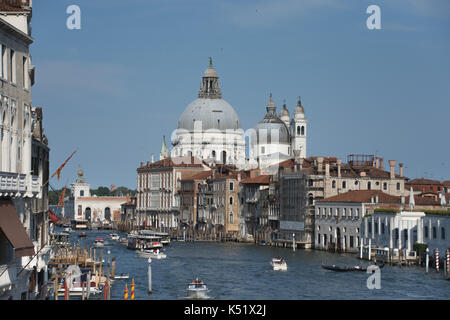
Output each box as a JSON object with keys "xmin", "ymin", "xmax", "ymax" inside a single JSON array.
[{"xmin": 177, "ymin": 98, "xmax": 242, "ymax": 131}]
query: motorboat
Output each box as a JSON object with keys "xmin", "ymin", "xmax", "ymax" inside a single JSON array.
[
  {"xmin": 136, "ymin": 248, "xmax": 167, "ymax": 259},
  {"xmin": 78, "ymin": 232, "xmax": 87, "ymax": 238},
  {"xmin": 271, "ymin": 257, "xmax": 288, "ymax": 271},
  {"xmin": 94, "ymin": 238, "xmax": 104, "ymax": 247},
  {"xmin": 109, "ymin": 233, "xmax": 120, "ymax": 241},
  {"xmin": 63, "ymin": 227, "xmax": 72, "ymax": 233},
  {"xmin": 187, "ymin": 278, "xmax": 208, "ymax": 299},
  {"xmin": 119, "ymin": 237, "xmax": 128, "ymax": 245},
  {"xmin": 113, "ymin": 273, "xmax": 130, "ymax": 280}
]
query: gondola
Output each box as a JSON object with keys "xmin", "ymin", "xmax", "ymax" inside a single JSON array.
[{"xmin": 322, "ymin": 262, "xmax": 384, "ymax": 272}]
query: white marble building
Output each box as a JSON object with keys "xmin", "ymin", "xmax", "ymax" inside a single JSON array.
[{"xmin": 171, "ymin": 58, "xmax": 246, "ymax": 168}]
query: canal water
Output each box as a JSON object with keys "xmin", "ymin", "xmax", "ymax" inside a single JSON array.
[{"xmin": 66, "ymin": 229, "xmax": 449, "ymax": 300}]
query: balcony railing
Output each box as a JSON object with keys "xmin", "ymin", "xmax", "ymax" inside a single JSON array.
[
  {"xmin": 0, "ymin": 263, "xmax": 16, "ymax": 293},
  {"xmin": 0, "ymin": 172, "xmax": 41, "ymax": 198}
]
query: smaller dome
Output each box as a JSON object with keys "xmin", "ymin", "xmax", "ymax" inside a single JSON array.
[
  {"xmin": 280, "ymin": 103, "xmax": 290, "ymax": 118},
  {"xmin": 78, "ymin": 169, "xmax": 84, "ymax": 177},
  {"xmin": 203, "ymin": 57, "xmax": 218, "ymax": 78},
  {"xmin": 294, "ymin": 96, "xmax": 305, "ymax": 114}
]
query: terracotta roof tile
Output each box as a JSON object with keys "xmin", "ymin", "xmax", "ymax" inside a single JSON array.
[
  {"xmin": 318, "ymin": 190, "xmax": 401, "ymax": 204},
  {"xmin": 241, "ymin": 175, "xmax": 271, "ymax": 185}
]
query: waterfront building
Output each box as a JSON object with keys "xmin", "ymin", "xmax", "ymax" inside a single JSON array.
[
  {"xmin": 0, "ymin": 1, "xmax": 52, "ymax": 300},
  {"xmin": 240, "ymin": 174, "xmax": 273, "ymax": 242},
  {"xmin": 136, "ymin": 156, "xmax": 210, "ymax": 233},
  {"xmin": 363, "ymin": 210, "xmax": 450, "ymax": 259},
  {"xmin": 406, "ymin": 178, "xmax": 445, "ymax": 194},
  {"xmin": 179, "ymin": 170, "xmax": 212, "ymax": 237},
  {"xmin": 315, "ymin": 190, "xmax": 401, "ymax": 252},
  {"xmin": 170, "ymin": 59, "xmax": 246, "ymax": 168},
  {"xmin": 120, "ymin": 195, "xmax": 136, "ymax": 230},
  {"xmin": 70, "ymin": 169, "xmax": 127, "ymax": 225}
]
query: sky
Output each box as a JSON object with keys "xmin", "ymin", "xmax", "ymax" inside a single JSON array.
[{"xmin": 30, "ymin": 0, "xmax": 450, "ymax": 189}]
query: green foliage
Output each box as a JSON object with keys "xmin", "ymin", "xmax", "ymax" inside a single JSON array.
[
  {"xmin": 374, "ymin": 208, "xmax": 400, "ymax": 214},
  {"xmin": 423, "ymin": 210, "xmax": 450, "ymax": 216},
  {"xmin": 413, "ymin": 243, "xmax": 428, "ymax": 256}
]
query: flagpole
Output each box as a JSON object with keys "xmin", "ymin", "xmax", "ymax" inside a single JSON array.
[{"xmin": 41, "ymin": 149, "xmax": 78, "ymax": 191}]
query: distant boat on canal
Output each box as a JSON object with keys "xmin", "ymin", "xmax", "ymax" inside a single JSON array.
[
  {"xmin": 271, "ymin": 257, "xmax": 288, "ymax": 271},
  {"xmin": 187, "ymin": 278, "xmax": 208, "ymax": 299}
]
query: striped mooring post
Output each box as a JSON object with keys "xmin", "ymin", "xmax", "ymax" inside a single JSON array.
[
  {"xmin": 435, "ymin": 248, "xmax": 439, "ymax": 273},
  {"xmin": 446, "ymin": 249, "xmax": 450, "ymax": 275},
  {"xmin": 131, "ymin": 278, "xmax": 135, "ymax": 300},
  {"xmin": 124, "ymin": 283, "xmax": 128, "ymax": 300}
]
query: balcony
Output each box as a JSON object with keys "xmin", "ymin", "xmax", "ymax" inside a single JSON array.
[
  {"xmin": 0, "ymin": 172, "xmax": 40, "ymax": 198},
  {"xmin": 0, "ymin": 263, "xmax": 16, "ymax": 294}
]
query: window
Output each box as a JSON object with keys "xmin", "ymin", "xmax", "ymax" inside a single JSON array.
[
  {"xmin": 367, "ymin": 182, "xmax": 371, "ymax": 190},
  {"xmin": 23, "ymin": 56, "xmax": 29, "ymax": 89},
  {"xmin": 432, "ymin": 227, "xmax": 437, "ymax": 239},
  {"xmin": 297, "ymin": 126, "xmax": 300, "ymax": 135},
  {"xmin": 229, "ymin": 197, "xmax": 233, "ymax": 205},
  {"xmin": 424, "ymin": 226, "xmax": 429, "ymax": 238},
  {"xmin": 441, "ymin": 227, "xmax": 446, "ymax": 240},
  {"xmin": 342, "ymin": 181, "xmax": 346, "ymax": 189},
  {"xmin": 229, "ymin": 182, "xmax": 234, "ymax": 191},
  {"xmin": 80, "ymin": 190, "xmax": 84, "ymax": 197},
  {"xmin": 375, "ymin": 222, "xmax": 379, "ymax": 234},
  {"xmin": 368, "ymin": 222, "xmax": 372, "ymax": 233},
  {"xmin": 356, "ymin": 208, "xmax": 360, "ymax": 218},
  {"xmin": 301, "ymin": 126, "xmax": 305, "ymax": 135},
  {"xmin": 229, "ymin": 212, "xmax": 234, "ymax": 224},
  {"xmin": 10, "ymin": 49, "xmax": 16, "ymax": 84},
  {"xmin": 1, "ymin": 45, "xmax": 6, "ymax": 79},
  {"xmin": 332, "ymin": 180, "xmax": 336, "ymax": 188},
  {"xmin": 381, "ymin": 223, "xmax": 385, "ymax": 234},
  {"xmin": 383, "ymin": 182, "xmax": 387, "ymax": 190},
  {"xmin": 342, "ymin": 208, "xmax": 346, "ymax": 217},
  {"xmin": 396, "ymin": 182, "xmax": 401, "ymax": 191}
]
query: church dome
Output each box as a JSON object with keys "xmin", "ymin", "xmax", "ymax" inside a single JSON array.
[
  {"xmin": 294, "ymin": 96, "xmax": 305, "ymax": 115},
  {"xmin": 253, "ymin": 94, "xmax": 290, "ymax": 145},
  {"xmin": 178, "ymin": 98, "xmax": 242, "ymax": 131}
]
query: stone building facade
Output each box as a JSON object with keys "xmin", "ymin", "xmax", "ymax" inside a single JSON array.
[{"xmin": 0, "ymin": 1, "xmax": 52, "ymax": 300}]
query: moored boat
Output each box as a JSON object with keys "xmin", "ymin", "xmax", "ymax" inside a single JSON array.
[
  {"xmin": 94, "ymin": 238, "xmax": 104, "ymax": 247},
  {"xmin": 109, "ymin": 233, "xmax": 120, "ymax": 241},
  {"xmin": 271, "ymin": 257, "xmax": 288, "ymax": 271},
  {"xmin": 136, "ymin": 248, "xmax": 167, "ymax": 259},
  {"xmin": 187, "ymin": 278, "xmax": 208, "ymax": 299},
  {"xmin": 78, "ymin": 232, "xmax": 87, "ymax": 238},
  {"xmin": 113, "ymin": 273, "xmax": 130, "ymax": 280}
]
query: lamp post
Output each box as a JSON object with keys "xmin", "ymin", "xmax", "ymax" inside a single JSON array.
[{"xmin": 292, "ymin": 233, "xmax": 296, "ymax": 252}]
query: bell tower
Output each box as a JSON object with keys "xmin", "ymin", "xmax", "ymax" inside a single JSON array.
[{"xmin": 291, "ymin": 96, "xmax": 307, "ymax": 159}]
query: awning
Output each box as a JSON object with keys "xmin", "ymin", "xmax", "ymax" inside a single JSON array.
[{"xmin": 0, "ymin": 199, "xmax": 35, "ymax": 258}]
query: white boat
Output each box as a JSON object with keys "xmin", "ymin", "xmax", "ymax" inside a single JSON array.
[
  {"xmin": 58, "ymin": 284, "xmax": 101, "ymax": 296},
  {"xmin": 63, "ymin": 227, "xmax": 72, "ymax": 233},
  {"xmin": 187, "ymin": 278, "xmax": 208, "ymax": 299},
  {"xmin": 94, "ymin": 238, "xmax": 104, "ymax": 247},
  {"xmin": 109, "ymin": 233, "xmax": 120, "ymax": 241},
  {"xmin": 271, "ymin": 257, "xmax": 288, "ymax": 271},
  {"xmin": 113, "ymin": 273, "xmax": 130, "ymax": 280},
  {"xmin": 136, "ymin": 248, "xmax": 167, "ymax": 259}
]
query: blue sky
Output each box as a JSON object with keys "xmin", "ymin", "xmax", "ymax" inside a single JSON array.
[{"xmin": 30, "ymin": 0, "xmax": 450, "ymax": 189}]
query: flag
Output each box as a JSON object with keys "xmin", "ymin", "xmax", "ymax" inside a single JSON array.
[
  {"xmin": 48, "ymin": 208, "xmax": 61, "ymax": 224},
  {"xmin": 57, "ymin": 186, "xmax": 66, "ymax": 208},
  {"xmin": 51, "ymin": 149, "xmax": 77, "ymax": 180}
]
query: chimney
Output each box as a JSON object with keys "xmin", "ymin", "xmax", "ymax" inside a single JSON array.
[
  {"xmin": 379, "ymin": 158, "xmax": 384, "ymax": 170},
  {"xmin": 237, "ymin": 172, "xmax": 241, "ymax": 181},
  {"xmin": 317, "ymin": 157, "xmax": 324, "ymax": 173},
  {"xmin": 337, "ymin": 159, "xmax": 342, "ymax": 177},
  {"xmin": 151, "ymin": 154, "xmax": 155, "ymax": 163},
  {"xmin": 399, "ymin": 163, "xmax": 404, "ymax": 177},
  {"xmin": 389, "ymin": 160, "xmax": 396, "ymax": 179},
  {"xmin": 325, "ymin": 163, "xmax": 330, "ymax": 176},
  {"xmin": 375, "ymin": 156, "xmax": 379, "ymax": 168}
]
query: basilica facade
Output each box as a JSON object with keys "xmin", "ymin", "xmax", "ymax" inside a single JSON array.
[{"xmin": 168, "ymin": 58, "xmax": 308, "ymax": 169}]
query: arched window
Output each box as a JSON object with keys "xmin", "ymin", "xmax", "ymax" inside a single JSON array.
[
  {"xmin": 342, "ymin": 181, "xmax": 346, "ymax": 189},
  {"xmin": 383, "ymin": 182, "xmax": 387, "ymax": 190},
  {"xmin": 212, "ymin": 150, "xmax": 216, "ymax": 158},
  {"xmin": 424, "ymin": 226, "xmax": 429, "ymax": 238},
  {"xmin": 301, "ymin": 126, "xmax": 305, "ymax": 135},
  {"xmin": 229, "ymin": 212, "xmax": 234, "ymax": 224},
  {"xmin": 221, "ymin": 151, "xmax": 227, "ymax": 164},
  {"xmin": 367, "ymin": 182, "xmax": 371, "ymax": 190},
  {"xmin": 332, "ymin": 180, "xmax": 336, "ymax": 188},
  {"xmin": 105, "ymin": 207, "xmax": 111, "ymax": 221},
  {"xmin": 229, "ymin": 197, "xmax": 233, "ymax": 205},
  {"xmin": 308, "ymin": 194, "xmax": 314, "ymax": 205},
  {"xmin": 441, "ymin": 227, "xmax": 446, "ymax": 240},
  {"xmin": 297, "ymin": 126, "xmax": 300, "ymax": 135},
  {"xmin": 432, "ymin": 227, "xmax": 437, "ymax": 239}
]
